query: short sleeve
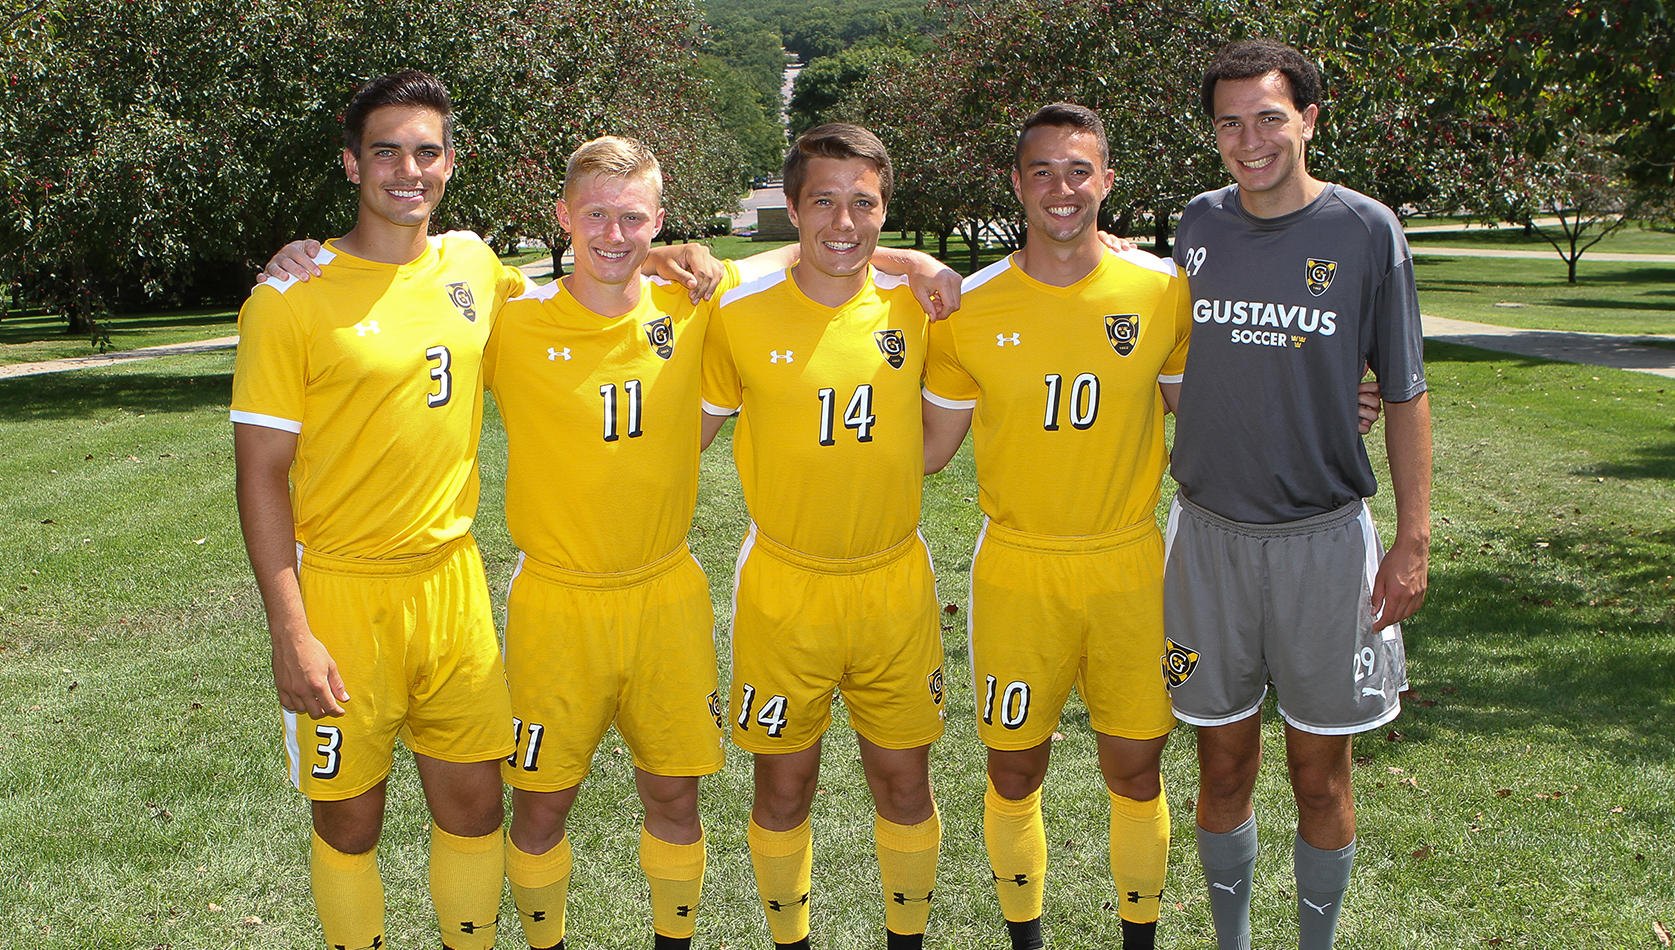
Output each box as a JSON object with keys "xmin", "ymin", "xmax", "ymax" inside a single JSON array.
[
  {"xmin": 230, "ymin": 286, "xmax": 307, "ymax": 433},
  {"xmin": 922, "ymin": 314, "xmax": 978, "ymax": 408},
  {"xmin": 1370, "ymin": 256, "xmax": 1426, "ymax": 403},
  {"xmin": 700, "ymin": 305, "xmax": 742, "ymax": 415},
  {"xmin": 1159, "ymin": 273, "xmax": 1193, "ymax": 383}
]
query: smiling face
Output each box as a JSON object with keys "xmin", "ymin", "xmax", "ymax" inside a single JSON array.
[
  {"xmin": 342, "ymin": 104, "xmax": 454, "ymax": 233},
  {"xmin": 1212, "ymin": 70, "xmax": 1320, "ymax": 217},
  {"xmin": 1012, "ymin": 123, "xmax": 1114, "ymax": 248},
  {"xmin": 787, "ymin": 155, "xmax": 885, "ymax": 303},
  {"xmin": 559, "ymin": 171, "xmax": 664, "ymax": 291}
]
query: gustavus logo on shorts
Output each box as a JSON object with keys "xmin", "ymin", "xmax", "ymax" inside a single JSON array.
[
  {"xmin": 644, "ymin": 315, "xmax": 675, "ymax": 359},
  {"xmin": 926, "ymin": 666, "xmax": 944, "ymax": 705},
  {"xmin": 447, "ymin": 281, "xmax": 478, "ymax": 322},
  {"xmin": 874, "ymin": 328, "xmax": 906, "ymax": 369},
  {"xmin": 1105, "ymin": 313, "xmax": 1139, "ymax": 356},
  {"xmin": 1161, "ymin": 637, "xmax": 1199, "ymax": 689},
  {"xmin": 1306, "ymin": 259, "xmax": 1338, "ymax": 296},
  {"xmin": 707, "ymin": 689, "xmax": 725, "ymax": 729}
]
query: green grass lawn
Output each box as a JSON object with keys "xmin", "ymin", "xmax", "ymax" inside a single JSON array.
[
  {"xmin": 2, "ymin": 333, "xmax": 1671, "ymax": 947},
  {"xmin": 1411, "ymin": 255, "xmax": 1675, "ymax": 338},
  {"xmin": 1407, "ymin": 222, "xmax": 1675, "ymax": 255}
]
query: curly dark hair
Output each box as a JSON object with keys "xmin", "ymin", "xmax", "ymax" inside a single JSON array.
[{"xmin": 1200, "ymin": 40, "xmax": 1322, "ymax": 117}]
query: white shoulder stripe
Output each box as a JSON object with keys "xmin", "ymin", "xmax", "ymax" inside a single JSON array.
[
  {"xmin": 701, "ymin": 398, "xmax": 740, "ymax": 417},
  {"xmin": 1157, "ymin": 373, "xmax": 1184, "ymax": 384},
  {"xmin": 230, "ymin": 410, "xmax": 303, "ymax": 433},
  {"xmin": 720, "ymin": 268, "xmax": 789, "ymax": 308},
  {"xmin": 260, "ymin": 246, "xmax": 338, "ymax": 295},
  {"xmin": 923, "ymin": 388, "xmax": 976, "ymax": 410},
  {"xmin": 873, "ymin": 268, "xmax": 909, "ymax": 291},
  {"xmin": 961, "ymin": 255, "xmax": 1014, "ymax": 294},
  {"xmin": 510, "ymin": 279, "xmax": 563, "ymax": 303},
  {"xmin": 1113, "ymin": 247, "xmax": 1179, "ymax": 277}
]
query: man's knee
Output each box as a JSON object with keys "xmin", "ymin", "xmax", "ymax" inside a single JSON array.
[
  {"xmin": 986, "ymin": 742, "xmax": 1050, "ymax": 801},
  {"xmin": 511, "ymin": 786, "xmax": 578, "ymax": 852},
  {"xmin": 312, "ymin": 786, "xmax": 387, "ymax": 855}
]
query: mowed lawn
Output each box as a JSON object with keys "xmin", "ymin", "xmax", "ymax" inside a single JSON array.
[{"xmin": 2, "ymin": 326, "xmax": 1670, "ymax": 949}]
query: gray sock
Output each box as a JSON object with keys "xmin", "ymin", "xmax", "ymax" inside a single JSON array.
[
  {"xmin": 1196, "ymin": 816, "xmax": 1257, "ymax": 950},
  {"xmin": 1294, "ymin": 835, "xmax": 1355, "ymax": 950}
]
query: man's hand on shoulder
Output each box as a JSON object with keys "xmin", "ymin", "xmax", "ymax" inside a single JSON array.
[
  {"xmin": 647, "ymin": 242, "xmax": 725, "ymax": 304},
  {"xmin": 257, "ymin": 239, "xmax": 325, "ymax": 288},
  {"xmin": 876, "ymin": 248, "xmax": 961, "ymax": 321},
  {"xmin": 1096, "ymin": 232, "xmax": 1140, "ymax": 255}
]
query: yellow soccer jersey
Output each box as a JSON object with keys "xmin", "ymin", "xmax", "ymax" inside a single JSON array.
[
  {"xmin": 924, "ymin": 249, "xmax": 1191, "ymax": 536},
  {"xmin": 702, "ymin": 268, "xmax": 926, "ymax": 560},
  {"xmin": 231, "ymin": 232, "xmax": 526, "ymax": 559},
  {"xmin": 486, "ymin": 262, "xmax": 740, "ymax": 573}
]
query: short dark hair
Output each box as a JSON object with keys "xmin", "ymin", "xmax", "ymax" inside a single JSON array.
[
  {"xmin": 782, "ymin": 123, "xmax": 894, "ymax": 209},
  {"xmin": 343, "ymin": 70, "xmax": 455, "ymax": 157},
  {"xmin": 1200, "ymin": 40, "xmax": 1322, "ymax": 117},
  {"xmin": 1016, "ymin": 102, "xmax": 1109, "ymax": 169}
]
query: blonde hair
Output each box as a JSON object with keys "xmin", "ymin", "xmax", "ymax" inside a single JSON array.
[{"xmin": 563, "ymin": 135, "xmax": 663, "ymax": 202}]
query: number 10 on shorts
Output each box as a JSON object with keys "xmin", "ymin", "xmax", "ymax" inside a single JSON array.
[
  {"xmin": 982, "ymin": 675, "xmax": 1031, "ymax": 730},
  {"xmin": 736, "ymin": 684, "xmax": 789, "ymax": 738}
]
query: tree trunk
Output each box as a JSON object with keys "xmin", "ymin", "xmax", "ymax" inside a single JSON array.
[
  {"xmin": 938, "ymin": 229, "xmax": 949, "ymax": 257},
  {"xmin": 914, "ymin": 230, "xmax": 924, "ymax": 249},
  {"xmin": 1153, "ymin": 213, "xmax": 1171, "ymax": 258},
  {"xmin": 967, "ymin": 221, "xmax": 980, "ymax": 273},
  {"xmin": 1115, "ymin": 208, "xmax": 1134, "ymax": 238}
]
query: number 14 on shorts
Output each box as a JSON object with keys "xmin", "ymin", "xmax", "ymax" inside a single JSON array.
[{"xmin": 737, "ymin": 684, "xmax": 789, "ymax": 738}]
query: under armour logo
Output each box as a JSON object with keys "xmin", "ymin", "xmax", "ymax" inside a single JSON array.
[
  {"xmin": 547, "ymin": 347, "xmax": 571, "ymax": 361},
  {"xmin": 892, "ymin": 890, "xmax": 934, "ymax": 904},
  {"xmin": 1303, "ymin": 898, "xmax": 1334, "ymax": 915},
  {"xmin": 355, "ymin": 320, "xmax": 380, "ymax": 336},
  {"xmin": 770, "ymin": 350, "xmax": 794, "ymax": 363},
  {"xmin": 332, "ymin": 937, "xmax": 382, "ymax": 950},
  {"xmin": 993, "ymin": 872, "xmax": 1031, "ymax": 886},
  {"xmin": 457, "ymin": 915, "xmax": 498, "ymax": 934},
  {"xmin": 524, "ymin": 910, "xmax": 546, "ymax": 922},
  {"xmin": 676, "ymin": 904, "xmax": 694, "ymax": 917},
  {"xmin": 996, "ymin": 333, "xmax": 1020, "ymax": 346},
  {"xmin": 1126, "ymin": 890, "xmax": 1164, "ymax": 904},
  {"xmin": 766, "ymin": 894, "xmax": 810, "ymax": 911},
  {"xmin": 1211, "ymin": 879, "xmax": 1242, "ymax": 894}
]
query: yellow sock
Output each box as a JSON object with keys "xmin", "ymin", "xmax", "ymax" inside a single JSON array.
[
  {"xmin": 748, "ymin": 816, "xmax": 813, "ymax": 944},
  {"xmin": 641, "ymin": 826, "xmax": 706, "ymax": 939},
  {"xmin": 430, "ymin": 825, "xmax": 504, "ymax": 950},
  {"xmin": 310, "ymin": 830, "xmax": 385, "ymax": 950},
  {"xmin": 1108, "ymin": 784, "xmax": 1170, "ymax": 925},
  {"xmin": 876, "ymin": 807, "xmax": 941, "ymax": 937},
  {"xmin": 984, "ymin": 778, "xmax": 1047, "ymax": 923},
  {"xmin": 506, "ymin": 835, "xmax": 571, "ymax": 950}
]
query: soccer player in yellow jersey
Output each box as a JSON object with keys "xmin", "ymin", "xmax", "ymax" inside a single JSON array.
[
  {"xmin": 233, "ymin": 72, "xmax": 523, "ymax": 950},
  {"xmin": 922, "ymin": 103, "xmax": 1187, "ymax": 950},
  {"xmin": 699, "ymin": 124, "xmax": 946, "ymax": 950},
  {"xmin": 486, "ymin": 136, "xmax": 800, "ymax": 950}
]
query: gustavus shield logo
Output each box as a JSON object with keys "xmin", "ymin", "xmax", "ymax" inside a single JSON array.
[
  {"xmin": 1105, "ymin": 313, "xmax": 1140, "ymax": 357},
  {"xmin": 706, "ymin": 689, "xmax": 725, "ymax": 729},
  {"xmin": 643, "ymin": 315, "xmax": 675, "ymax": 360},
  {"xmin": 1306, "ymin": 259, "xmax": 1338, "ymax": 296},
  {"xmin": 447, "ymin": 281, "xmax": 478, "ymax": 322},
  {"xmin": 1161, "ymin": 637, "xmax": 1199, "ymax": 689},
  {"xmin": 926, "ymin": 666, "xmax": 945, "ymax": 705},
  {"xmin": 874, "ymin": 328, "xmax": 906, "ymax": 369}
]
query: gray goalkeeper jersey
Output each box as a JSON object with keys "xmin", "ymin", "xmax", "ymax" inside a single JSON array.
[{"xmin": 1170, "ymin": 183, "xmax": 1426, "ymax": 524}]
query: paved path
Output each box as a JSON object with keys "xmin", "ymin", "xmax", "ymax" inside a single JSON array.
[
  {"xmin": 1412, "ymin": 246, "xmax": 1675, "ymax": 263},
  {"xmin": 1423, "ymin": 315, "xmax": 1675, "ymax": 378},
  {"xmin": 0, "ymin": 336, "xmax": 240, "ymax": 380}
]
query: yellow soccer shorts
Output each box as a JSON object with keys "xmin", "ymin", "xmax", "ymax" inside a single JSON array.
[
  {"xmin": 502, "ymin": 543, "xmax": 724, "ymax": 791},
  {"xmin": 968, "ymin": 518, "xmax": 1176, "ymax": 751},
  {"xmin": 728, "ymin": 524, "xmax": 946, "ymax": 755},
  {"xmin": 284, "ymin": 535, "xmax": 515, "ymax": 801}
]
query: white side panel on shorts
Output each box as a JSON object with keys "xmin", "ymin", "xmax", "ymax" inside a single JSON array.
[
  {"xmin": 283, "ymin": 708, "xmax": 302, "ymax": 790},
  {"xmin": 727, "ymin": 523, "xmax": 760, "ymax": 686},
  {"xmin": 966, "ymin": 518, "xmax": 988, "ymax": 710}
]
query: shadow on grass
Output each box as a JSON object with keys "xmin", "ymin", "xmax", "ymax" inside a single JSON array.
[
  {"xmin": 1583, "ymin": 439, "xmax": 1675, "ymax": 481},
  {"xmin": 0, "ymin": 370, "xmax": 232, "ymax": 419},
  {"xmin": 1548, "ymin": 297, "xmax": 1675, "ymax": 313},
  {"xmin": 1404, "ymin": 524, "xmax": 1674, "ymax": 765},
  {"xmin": 0, "ymin": 308, "xmax": 236, "ymax": 347}
]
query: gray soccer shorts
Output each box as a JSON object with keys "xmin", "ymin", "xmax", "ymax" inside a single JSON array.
[{"xmin": 1162, "ymin": 493, "xmax": 1408, "ymax": 735}]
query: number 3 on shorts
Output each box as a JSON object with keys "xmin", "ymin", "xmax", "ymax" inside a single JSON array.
[
  {"xmin": 737, "ymin": 683, "xmax": 789, "ymax": 738},
  {"xmin": 312, "ymin": 725, "xmax": 343, "ymax": 779}
]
